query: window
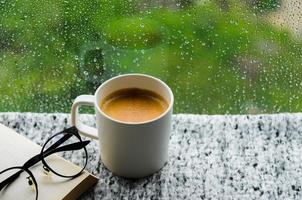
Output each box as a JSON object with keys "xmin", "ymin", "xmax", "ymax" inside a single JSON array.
[{"xmin": 0, "ymin": 0, "xmax": 301, "ymax": 114}]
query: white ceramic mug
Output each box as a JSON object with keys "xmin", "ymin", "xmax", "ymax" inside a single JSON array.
[{"xmin": 71, "ymin": 74, "xmax": 174, "ymax": 178}]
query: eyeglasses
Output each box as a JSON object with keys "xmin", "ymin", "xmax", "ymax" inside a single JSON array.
[{"xmin": 0, "ymin": 126, "xmax": 90, "ymax": 200}]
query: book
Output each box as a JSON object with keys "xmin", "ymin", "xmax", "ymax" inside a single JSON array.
[{"xmin": 0, "ymin": 123, "xmax": 98, "ymax": 200}]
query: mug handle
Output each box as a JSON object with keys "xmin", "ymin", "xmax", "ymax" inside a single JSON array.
[{"xmin": 71, "ymin": 95, "xmax": 99, "ymax": 140}]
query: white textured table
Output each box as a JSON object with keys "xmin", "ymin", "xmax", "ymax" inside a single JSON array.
[{"xmin": 1, "ymin": 112, "xmax": 302, "ymax": 200}]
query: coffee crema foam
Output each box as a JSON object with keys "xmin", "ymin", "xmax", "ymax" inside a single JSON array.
[{"xmin": 100, "ymin": 88, "xmax": 168, "ymax": 123}]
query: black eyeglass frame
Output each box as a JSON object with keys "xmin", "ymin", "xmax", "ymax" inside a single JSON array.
[
  {"xmin": 40, "ymin": 127, "xmax": 89, "ymax": 178},
  {"xmin": 0, "ymin": 126, "xmax": 90, "ymax": 200}
]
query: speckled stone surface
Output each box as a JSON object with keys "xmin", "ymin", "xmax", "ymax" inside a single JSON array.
[{"xmin": 1, "ymin": 112, "xmax": 302, "ymax": 200}]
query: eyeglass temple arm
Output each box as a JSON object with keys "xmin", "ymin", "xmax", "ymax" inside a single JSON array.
[
  {"xmin": 22, "ymin": 130, "xmax": 76, "ymax": 168},
  {"xmin": 44, "ymin": 126, "xmax": 79, "ymax": 153},
  {"xmin": 43, "ymin": 140, "xmax": 90, "ymax": 157},
  {"xmin": 22, "ymin": 130, "xmax": 78, "ymax": 169},
  {"xmin": 23, "ymin": 140, "xmax": 90, "ymax": 168}
]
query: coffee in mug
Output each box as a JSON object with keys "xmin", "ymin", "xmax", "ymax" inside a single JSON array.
[{"xmin": 100, "ymin": 88, "xmax": 168, "ymax": 123}]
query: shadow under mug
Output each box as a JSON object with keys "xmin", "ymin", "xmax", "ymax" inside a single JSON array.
[{"xmin": 71, "ymin": 74, "xmax": 174, "ymax": 178}]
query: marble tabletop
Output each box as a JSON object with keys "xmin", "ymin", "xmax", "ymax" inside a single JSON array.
[{"xmin": 1, "ymin": 112, "xmax": 302, "ymax": 200}]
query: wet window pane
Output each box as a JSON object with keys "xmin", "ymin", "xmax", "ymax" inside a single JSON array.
[{"xmin": 0, "ymin": 0, "xmax": 301, "ymax": 114}]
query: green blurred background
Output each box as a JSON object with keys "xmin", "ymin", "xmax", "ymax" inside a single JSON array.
[{"xmin": 1, "ymin": 0, "xmax": 301, "ymax": 114}]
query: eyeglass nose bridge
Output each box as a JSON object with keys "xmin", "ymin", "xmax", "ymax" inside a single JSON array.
[{"xmin": 23, "ymin": 154, "xmax": 43, "ymax": 169}]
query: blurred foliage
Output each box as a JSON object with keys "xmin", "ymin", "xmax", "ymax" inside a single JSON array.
[
  {"xmin": 246, "ymin": 0, "xmax": 281, "ymax": 12},
  {"xmin": 0, "ymin": 0, "xmax": 301, "ymax": 114}
]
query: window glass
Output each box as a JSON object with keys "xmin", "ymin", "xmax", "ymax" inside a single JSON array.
[{"xmin": 0, "ymin": 0, "xmax": 301, "ymax": 114}]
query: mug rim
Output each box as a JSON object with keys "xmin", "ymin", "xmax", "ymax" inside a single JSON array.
[{"xmin": 94, "ymin": 73, "xmax": 174, "ymax": 125}]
